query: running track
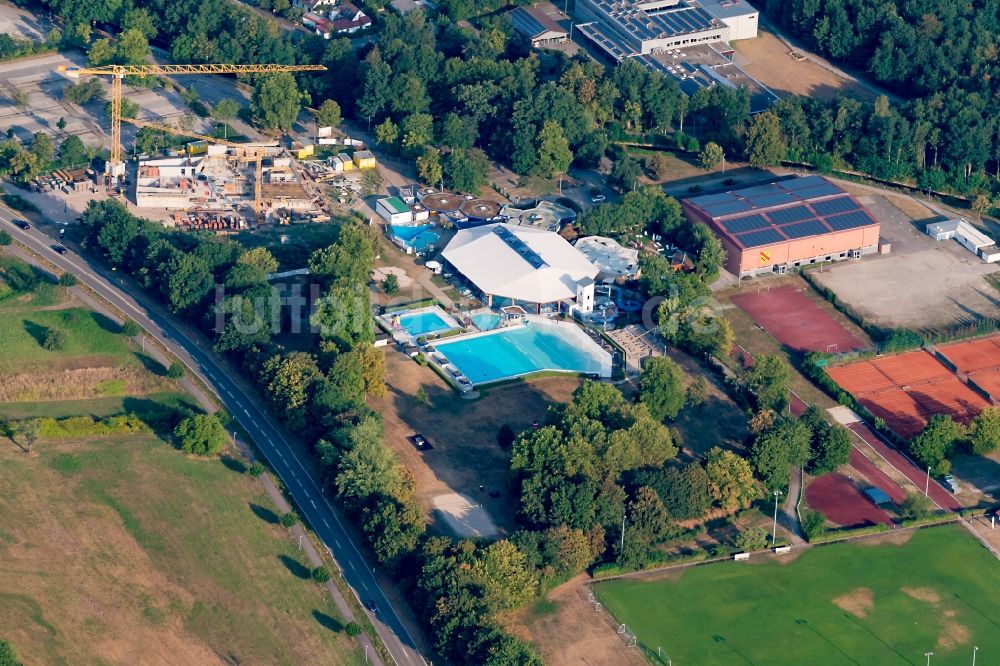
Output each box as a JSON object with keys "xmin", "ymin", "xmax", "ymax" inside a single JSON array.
[
  {"xmin": 846, "ymin": 422, "xmax": 962, "ymax": 511},
  {"xmin": 848, "ymin": 447, "xmax": 907, "ymax": 505},
  {"xmin": 792, "ymin": 390, "xmax": 907, "ymax": 505}
]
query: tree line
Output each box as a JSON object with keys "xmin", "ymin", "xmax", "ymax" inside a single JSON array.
[
  {"xmin": 23, "ymin": 0, "xmax": 1000, "ymax": 203},
  {"xmin": 760, "ymin": 0, "xmax": 1000, "ymax": 201}
]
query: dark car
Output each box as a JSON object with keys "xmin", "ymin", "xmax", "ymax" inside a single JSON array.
[
  {"xmin": 52, "ymin": 244, "xmax": 68, "ymax": 254},
  {"xmin": 366, "ymin": 599, "xmax": 378, "ymax": 613},
  {"xmin": 13, "ymin": 219, "xmax": 30, "ymax": 230}
]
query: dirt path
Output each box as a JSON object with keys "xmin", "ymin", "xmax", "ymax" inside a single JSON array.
[{"xmin": 518, "ymin": 577, "xmax": 648, "ymax": 666}]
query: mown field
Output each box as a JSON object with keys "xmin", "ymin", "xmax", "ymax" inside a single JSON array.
[
  {"xmin": 0, "ymin": 250, "xmax": 362, "ymax": 664},
  {"xmin": 0, "ymin": 436, "xmax": 364, "ymax": 665},
  {"xmin": 595, "ymin": 526, "xmax": 1000, "ymax": 665}
]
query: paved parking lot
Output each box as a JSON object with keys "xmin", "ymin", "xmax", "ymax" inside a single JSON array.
[
  {"xmin": 811, "ymin": 194, "xmax": 1000, "ymax": 330},
  {"xmin": 0, "ymin": 2, "xmax": 48, "ymax": 40}
]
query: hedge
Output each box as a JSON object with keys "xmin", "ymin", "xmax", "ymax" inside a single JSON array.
[
  {"xmin": 592, "ymin": 548, "xmax": 709, "ymax": 579},
  {"xmin": 34, "ymin": 414, "xmax": 151, "ymax": 438},
  {"xmin": 806, "ymin": 522, "xmax": 889, "ymax": 544}
]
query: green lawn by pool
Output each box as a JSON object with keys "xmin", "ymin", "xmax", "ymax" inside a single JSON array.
[{"xmin": 595, "ymin": 526, "xmax": 1000, "ymax": 665}]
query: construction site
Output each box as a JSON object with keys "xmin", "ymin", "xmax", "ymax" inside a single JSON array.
[{"xmin": 2, "ymin": 46, "xmax": 378, "ymax": 231}]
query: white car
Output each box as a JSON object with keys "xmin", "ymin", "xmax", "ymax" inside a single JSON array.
[
  {"xmin": 943, "ymin": 474, "xmax": 959, "ymax": 493},
  {"xmin": 591, "ymin": 195, "xmax": 606, "ymax": 203}
]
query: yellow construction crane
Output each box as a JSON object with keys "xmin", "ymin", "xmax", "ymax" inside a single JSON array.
[
  {"xmin": 57, "ymin": 63, "xmax": 326, "ymax": 178},
  {"xmin": 121, "ymin": 117, "xmax": 277, "ymax": 218}
]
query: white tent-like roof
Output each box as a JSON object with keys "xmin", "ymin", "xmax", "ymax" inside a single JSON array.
[{"xmin": 442, "ymin": 223, "xmax": 599, "ymax": 303}]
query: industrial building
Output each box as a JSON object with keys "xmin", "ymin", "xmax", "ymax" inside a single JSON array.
[
  {"xmin": 682, "ymin": 176, "xmax": 881, "ymax": 278},
  {"xmin": 926, "ymin": 218, "xmax": 1000, "ymax": 263},
  {"xmin": 576, "ymin": 0, "xmax": 750, "ymax": 55},
  {"xmin": 441, "ymin": 223, "xmax": 600, "ymax": 313},
  {"xmin": 575, "ymin": 0, "xmax": 776, "ymax": 109},
  {"xmin": 510, "ymin": 6, "xmax": 569, "ymax": 48}
]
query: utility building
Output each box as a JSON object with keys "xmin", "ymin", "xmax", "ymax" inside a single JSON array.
[
  {"xmin": 510, "ymin": 6, "xmax": 569, "ymax": 48},
  {"xmin": 682, "ymin": 176, "xmax": 880, "ymax": 278}
]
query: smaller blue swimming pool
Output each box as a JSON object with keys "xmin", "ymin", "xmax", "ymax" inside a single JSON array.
[
  {"xmin": 391, "ymin": 224, "xmax": 439, "ymax": 252},
  {"xmin": 396, "ymin": 310, "xmax": 453, "ymax": 336},
  {"xmin": 471, "ymin": 312, "xmax": 501, "ymax": 330}
]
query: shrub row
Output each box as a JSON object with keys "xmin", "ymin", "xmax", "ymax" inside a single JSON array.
[
  {"xmin": 806, "ymin": 522, "xmax": 889, "ymax": 544},
  {"xmin": 34, "ymin": 414, "xmax": 150, "ymax": 438}
]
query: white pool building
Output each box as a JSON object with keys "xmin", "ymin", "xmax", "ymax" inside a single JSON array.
[{"xmin": 440, "ymin": 223, "xmax": 600, "ymax": 314}]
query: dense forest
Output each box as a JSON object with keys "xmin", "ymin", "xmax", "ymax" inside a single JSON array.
[
  {"xmin": 763, "ymin": 0, "xmax": 1000, "ymax": 196},
  {"xmin": 18, "ymin": 0, "xmax": 1000, "ymax": 200}
]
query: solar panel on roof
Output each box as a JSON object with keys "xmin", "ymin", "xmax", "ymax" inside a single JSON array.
[
  {"xmin": 791, "ymin": 183, "xmax": 843, "ymax": 199},
  {"xmin": 780, "ymin": 175, "xmax": 830, "ymax": 191},
  {"xmin": 674, "ymin": 11, "xmax": 695, "ymax": 31},
  {"xmin": 735, "ymin": 185, "xmax": 776, "ymax": 197},
  {"xmin": 704, "ymin": 200, "xmax": 754, "ymax": 216},
  {"xmin": 825, "ymin": 211, "xmax": 876, "ymax": 231},
  {"xmin": 736, "ymin": 228, "xmax": 785, "ymax": 248},
  {"xmin": 767, "ymin": 205, "xmax": 814, "ymax": 224},
  {"xmin": 782, "ymin": 220, "xmax": 830, "ymax": 239},
  {"xmin": 660, "ymin": 14, "xmax": 679, "ymax": 34},
  {"xmin": 693, "ymin": 193, "xmax": 735, "ymax": 205},
  {"xmin": 747, "ymin": 192, "xmax": 797, "ymax": 207},
  {"xmin": 722, "ymin": 215, "xmax": 771, "ymax": 234},
  {"xmin": 510, "ymin": 8, "xmax": 546, "ymax": 38},
  {"xmin": 811, "ymin": 197, "xmax": 858, "ymax": 216}
]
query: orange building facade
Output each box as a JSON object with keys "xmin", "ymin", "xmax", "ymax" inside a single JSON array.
[{"xmin": 682, "ymin": 175, "xmax": 881, "ymax": 279}]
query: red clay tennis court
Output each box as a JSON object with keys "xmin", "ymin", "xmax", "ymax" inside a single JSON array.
[
  {"xmin": 938, "ymin": 335, "xmax": 1000, "ymax": 401},
  {"xmin": 731, "ymin": 286, "xmax": 865, "ymax": 353},
  {"xmin": 828, "ymin": 350, "xmax": 990, "ymax": 439},
  {"xmin": 805, "ymin": 473, "xmax": 893, "ymax": 527}
]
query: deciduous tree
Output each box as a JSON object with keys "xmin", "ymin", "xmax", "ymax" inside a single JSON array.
[
  {"xmin": 698, "ymin": 141, "xmax": 724, "ymax": 170},
  {"xmin": 969, "ymin": 406, "xmax": 1000, "ymax": 454},
  {"xmin": 174, "ymin": 414, "xmax": 227, "ymax": 455},
  {"xmin": 745, "ymin": 111, "xmax": 786, "ymax": 167},
  {"xmin": 705, "ymin": 447, "xmax": 757, "ymax": 511},
  {"xmin": 639, "ymin": 356, "xmax": 687, "ymax": 421},
  {"xmin": 251, "ymin": 72, "xmax": 304, "ymax": 132}
]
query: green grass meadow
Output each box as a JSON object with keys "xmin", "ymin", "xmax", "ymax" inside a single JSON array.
[
  {"xmin": 0, "ymin": 255, "xmax": 65, "ymax": 310},
  {"xmin": 595, "ymin": 526, "xmax": 1000, "ymax": 665},
  {"xmin": 0, "ymin": 307, "xmax": 133, "ymax": 372}
]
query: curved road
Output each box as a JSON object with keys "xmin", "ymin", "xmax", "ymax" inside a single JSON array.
[{"xmin": 0, "ymin": 207, "xmax": 426, "ymax": 666}]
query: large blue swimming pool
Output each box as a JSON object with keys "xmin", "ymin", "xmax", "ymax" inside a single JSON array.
[
  {"xmin": 391, "ymin": 224, "xmax": 439, "ymax": 251},
  {"xmin": 396, "ymin": 310, "xmax": 453, "ymax": 336},
  {"xmin": 434, "ymin": 323, "xmax": 606, "ymax": 385}
]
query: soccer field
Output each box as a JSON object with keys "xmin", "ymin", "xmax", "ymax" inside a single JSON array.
[{"xmin": 595, "ymin": 526, "xmax": 1000, "ymax": 665}]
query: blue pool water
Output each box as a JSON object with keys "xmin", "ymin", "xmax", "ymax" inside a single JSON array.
[
  {"xmin": 435, "ymin": 323, "xmax": 605, "ymax": 385},
  {"xmin": 471, "ymin": 312, "xmax": 501, "ymax": 330},
  {"xmin": 391, "ymin": 224, "xmax": 440, "ymax": 251},
  {"xmin": 396, "ymin": 310, "xmax": 453, "ymax": 336}
]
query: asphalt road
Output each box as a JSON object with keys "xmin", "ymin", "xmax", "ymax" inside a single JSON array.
[{"xmin": 0, "ymin": 207, "xmax": 426, "ymax": 666}]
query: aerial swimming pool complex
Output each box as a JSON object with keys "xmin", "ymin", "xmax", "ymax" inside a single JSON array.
[{"xmin": 434, "ymin": 318, "xmax": 612, "ymax": 386}]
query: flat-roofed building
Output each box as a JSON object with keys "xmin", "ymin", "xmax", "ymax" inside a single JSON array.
[{"xmin": 682, "ymin": 175, "xmax": 880, "ymax": 278}]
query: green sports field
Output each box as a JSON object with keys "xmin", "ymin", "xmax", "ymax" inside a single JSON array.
[{"xmin": 595, "ymin": 526, "xmax": 1000, "ymax": 665}]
